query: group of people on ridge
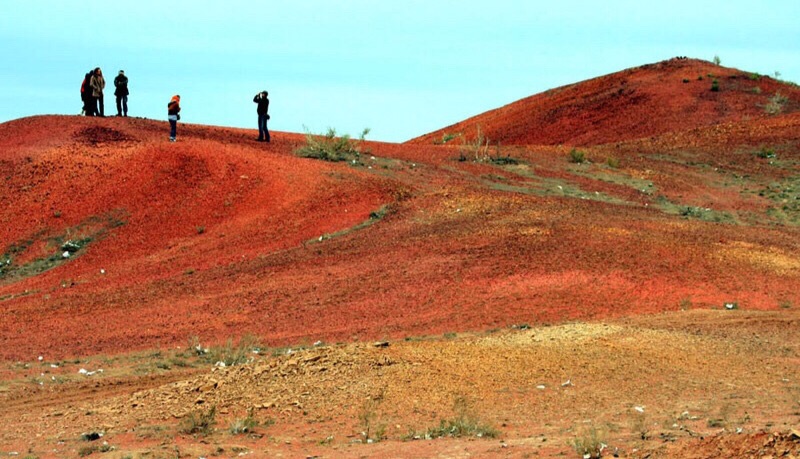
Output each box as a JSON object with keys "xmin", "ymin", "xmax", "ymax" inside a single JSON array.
[
  {"xmin": 80, "ymin": 68, "xmax": 128, "ymax": 117},
  {"xmin": 80, "ymin": 68, "xmax": 270, "ymax": 143}
]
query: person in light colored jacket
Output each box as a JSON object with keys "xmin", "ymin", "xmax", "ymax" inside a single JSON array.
[{"xmin": 89, "ymin": 67, "xmax": 106, "ymax": 117}]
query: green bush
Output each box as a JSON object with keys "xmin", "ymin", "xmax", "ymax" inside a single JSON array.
[
  {"xmin": 295, "ymin": 127, "xmax": 370, "ymax": 163},
  {"xmin": 711, "ymin": 79, "xmax": 720, "ymax": 92},
  {"xmin": 756, "ymin": 147, "xmax": 776, "ymax": 159},
  {"xmin": 568, "ymin": 148, "xmax": 587, "ymax": 164}
]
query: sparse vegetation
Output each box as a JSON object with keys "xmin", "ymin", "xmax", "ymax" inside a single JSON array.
[
  {"xmin": 295, "ymin": 127, "xmax": 370, "ymax": 163},
  {"xmin": 631, "ymin": 410, "xmax": 649, "ymax": 440},
  {"xmin": 569, "ymin": 425, "xmax": 606, "ymax": 458},
  {"xmin": 205, "ymin": 334, "xmax": 262, "ymax": 367},
  {"xmin": 713, "ymin": 55, "xmax": 721, "ymax": 66},
  {"xmin": 605, "ymin": 156, "xmax": 620, "ymax": 168},
  {"xmin": 759, "ymin": 175, "xmax": 800, "ymax": 224},
  {"xmin": 711, "ymin": 78, "xmax": 720, "ymax": 92},
  {"xmin": 229, "ymin": 409, "xmax": 259, "ymax": 435},
  {"xmin": 756, "ymin": 147, "xmax": 776, "ymax": 159},
  {"xmin": 435, "ymin": 132, "xmax": 459, "ymax": 144},
  {"xmin": 765, "ymin": 92, "xmax": 788, "ymax": 115},
  {"xmin": 0, "ymin": 214, "xmax": 125, "ymax": 281},
  {"xmin": 179, "ymin": 405, "xmax": 217, "ymax": 436},
  {"xmin": 569, "ymin": 148, "xmax": 587, "ymax": 164},
  {"xmin": 404, "ymin": 395, "xmax": 498, "ymax": 440},
  {"xmin": 359, "ymin": 397, "xmax": 387, "ymax": 443},
  {"xmin": 459, "ymin": 126, "xmax": 491, "ymax": 162}
]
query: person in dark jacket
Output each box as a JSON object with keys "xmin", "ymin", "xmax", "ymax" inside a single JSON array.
[
  {"xmin": 167, "ymin": 95, "xmax": 181, "ymax": 142},
  {"xmin": 114, "ymin": 70, "xmax": 129, "ymax": 117},
  {"xmin": 81, "ymin": 70, "xmax": 95, "ymax": 116},
  {"xmin": 253, "ymin": 90, "xmax": 270, "ymax": 142},
  {"xmin": 90, "ymin": 67, "xmax": 106, "ymax": 117}
]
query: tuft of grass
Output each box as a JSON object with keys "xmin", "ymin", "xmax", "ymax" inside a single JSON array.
[
  {"xmin": 295, "ymin": 127, "xmax": 370, "ymax": 163},
  {"xmin": 710, "ymin": 78, "xmax": 720, "ymax": 92},
  {"xmin": 404, "ymin": 395, "xmax": 498, "ymax": 440},
  {"xmin": 435, "ymin": 132, "xmax": 460, "ymax": 145},
  {"xmin": 229, "ymin": 410, "xmax": 259, "ymax": 435},
  {"xmin": 458, "ymin": 126, "xmax": 491, "ymax": 162},
  {"xmin": 179, "ymin": 405, "xmax": 217, "ymax": 436},
  {"xmin": 756, "ymin": 147, "xmax": 777, "ymax": 159},
  {"xmin": 765, "ymin": 92, "xmax": 788, "ymax": 115},
  {"xmin": 605, "ymin": 156, "xmax": 620, "ymax": 168},
  {"xmin": 77, "ymin": 446, "xmax": 97, "ymax": 457},
  {"xmin": 569, "ymin": 425, "xmax": 606, "ymax": 459},
  {"xmin": 205, "ymin": 334, "xmax": 262, "ymax": 367},
  {"xmin": 568, "ymin": 148, "xmax": 587, "ymax": 164},
  {"xmin": 359, "ymin": 397, "xmax": 387, "ymax": 443}
]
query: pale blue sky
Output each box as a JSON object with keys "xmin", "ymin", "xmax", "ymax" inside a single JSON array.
[{"xmin": 1, "ymin": 0, "xmax": 798, "ymax": 142}]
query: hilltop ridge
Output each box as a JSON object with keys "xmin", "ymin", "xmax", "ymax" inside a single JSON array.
[{"xmin": 409, "ymin": 57, "xmax": 800, "ymax": 146}]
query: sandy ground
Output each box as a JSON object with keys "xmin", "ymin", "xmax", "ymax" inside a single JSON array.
[{"xmin": 1, "ymin": 309, "xmax": 799, "ymax": 458}]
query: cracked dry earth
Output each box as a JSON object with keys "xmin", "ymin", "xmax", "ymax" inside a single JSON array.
[{"xmin": 2, "ymin": 309, "xmax": 799, "ymax": 458}]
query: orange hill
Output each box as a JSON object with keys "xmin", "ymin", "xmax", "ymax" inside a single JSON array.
[{"xmin": 408, "ymin": 57, "xmax": 800, "ymax": 146}]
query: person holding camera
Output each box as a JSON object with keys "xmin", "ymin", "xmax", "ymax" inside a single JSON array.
[{"xmin": 253, "ymin": 90, "xmax": 270, "ymax": 142}]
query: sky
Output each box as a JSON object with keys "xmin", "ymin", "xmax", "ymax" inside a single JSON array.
[{"xmin": 1, "ymin": 0, "xmax": 799, "ymax": 142}]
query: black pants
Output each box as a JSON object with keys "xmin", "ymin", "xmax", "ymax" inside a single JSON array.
[
  {"xmin": 95, "ymin": 94, "xmax": 104, "ymax": 117},
  {"xmin": 84, "ymin": 96, "xmax": 96, "ymax": 116},
  {"xmin": 116, "ymin": 95, "xmax": 128, "ymax": 116}
]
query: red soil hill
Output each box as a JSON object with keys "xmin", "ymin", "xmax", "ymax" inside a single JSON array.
[
  {"xmin": 408, "ymin": 57, "xmax": 800, "ymax": 146},
  {"xmin": 1, "ymin": 58, "xmax": 798, "ymax": 362}
]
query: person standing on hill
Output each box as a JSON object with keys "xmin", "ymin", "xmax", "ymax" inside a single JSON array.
[
  {"xmin": 167, "ymin": 95, "xmax": 181, "ymax": 142},
  {"xmin": 80, "ymin": 70, "xmax": 94, "ymax": 116},
  {"xmin": 114, "ymin": 70, "xmax": 129, "ymax": 117},
  {"xmin": 90, "ymin": 67, "xmax": 106, "ymax": 117},
  {"xmin": 253, "ymin": 90, "xmax": 270, "ymax": 142}
]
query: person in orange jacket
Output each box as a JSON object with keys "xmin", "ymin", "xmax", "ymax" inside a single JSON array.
[{"xmin": 167, "ymin": 95, "xmax": 181, "ymax": 142}]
